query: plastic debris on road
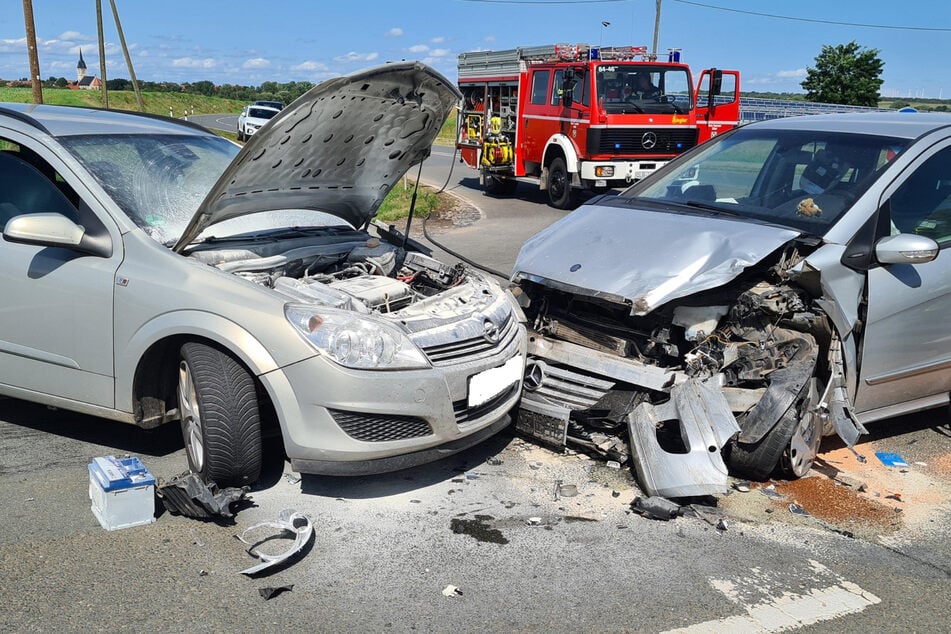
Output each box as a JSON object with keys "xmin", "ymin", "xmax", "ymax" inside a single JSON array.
[
  {"xmin": 156, "ymin": 472, "xmax": 249, "ymax": 520},
  {"xmin": 237, "ymin": 509, "xmax": 314, "ymax": 576},
  {"xmin": 442, "ymin": 585, "xmax": 463, "ymax": 597},
  {"xmin": 874, "ymin": 452, "xmax": 909, "ymax": 468}
]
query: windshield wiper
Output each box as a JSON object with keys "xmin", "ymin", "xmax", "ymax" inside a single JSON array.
[{"xmin": 683, "ymin": 200, "xmax": 746, "ymax": 218}]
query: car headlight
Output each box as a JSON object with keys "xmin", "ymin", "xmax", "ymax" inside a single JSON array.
[{"xmin": 285, "ymin": 304, "xmax": 430, "ymax": 370}]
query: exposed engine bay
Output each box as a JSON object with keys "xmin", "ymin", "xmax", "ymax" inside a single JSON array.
[
  {"xmin": 516, "ymin": 240, "xmax": 843, "ymax": 494},
  {"xmin": 184, "ymin": 226, "xmax": 500, "ymax": 321}
]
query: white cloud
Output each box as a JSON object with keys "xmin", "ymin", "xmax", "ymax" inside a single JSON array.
[
  {"xmin": 429, "ymin": 48, "xmax": 450, "ymax": 58},
  {"xmin": 387, "ymin": 27, "xmax": 404, "ymax": 37},
  {"xmin": 58, "ymin": 31, "xmax": 93, "ymax": 42},
  {"xmin": 484, "ymin": 35, "xmax": 496, "ymax": 43},
  {"xmin": 172, "ymin": 57, "xmax": 217, "ymax": 69},
  {"xmin": 333, "ymin": 51, "xmax": 379, "ymax": 63},
  {"xmin": 431, "ymin": 36, "xmax": 446, "ymax": 44},
  {"xmin": 776, "ymin": 68, "xmax": 807, "ymax": 79},
  {"xmin": 243, "ymin": 57, "xmax": 270, "ymax": 69},
  {"xmin": 291, "ymin": 60, "xmax": 328, "ymax": 71},
  {"xmin": 409, "ymin": 44, "xmax": 429, "ymax": 53}
]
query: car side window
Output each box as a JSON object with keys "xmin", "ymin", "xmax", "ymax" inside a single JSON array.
[
  {"xmin": 889, "ymin": 146, "xmax": 951, "ymax": 244},
  {"xmin": 0, "ymin": 145, "xmax": 81, "ymax": 229}
]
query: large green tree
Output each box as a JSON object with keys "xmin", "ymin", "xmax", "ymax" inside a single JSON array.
[{"xmin": 801, "ymin": 41, "xmax": 884, "ymax": 107}]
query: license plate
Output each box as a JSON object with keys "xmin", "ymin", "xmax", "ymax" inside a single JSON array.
[
  {"xmin": 635, "ymin": 169, "xmax": 652, "ymax": 180},
  {"xmin": 467, "ymin": 355, "xmax": 523, "ymax": 408}
]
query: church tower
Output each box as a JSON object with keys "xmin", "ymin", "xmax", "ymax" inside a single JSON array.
[{"xmin": 77, "ymin": 48, "xmax": 87, "ymax": 82}]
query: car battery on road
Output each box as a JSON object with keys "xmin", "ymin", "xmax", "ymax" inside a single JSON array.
[{"xmin": 88, "ymin": 455, "xmax": 156, "ymax": 531}]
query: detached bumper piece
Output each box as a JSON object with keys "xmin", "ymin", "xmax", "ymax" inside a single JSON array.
[
  {"xmin": 156, "ymin": 472, "xmax": 250, "ymax": 519},
  {"xmin": 627, "ymin": 378, "xmax": 740, "ymax": 498}
]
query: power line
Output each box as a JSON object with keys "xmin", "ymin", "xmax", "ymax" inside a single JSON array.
[{"xmin": 672, "ymin": 0, "xmax": 951, "ymax": 32}]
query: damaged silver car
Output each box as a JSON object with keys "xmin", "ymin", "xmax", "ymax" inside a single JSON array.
[
  {"xmin": 0, "ymin": 63, "xmax": 526, "ymax": 486},
  {"xmin": 512, "ymin": 112, "xmax": 950, "ymax": 496}
]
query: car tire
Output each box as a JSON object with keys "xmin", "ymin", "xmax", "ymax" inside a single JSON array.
[
  {"xmin": 237, "ymin": 125, "xmax": 245, "ymax": 142},
  {"xmin": 726, "ymin": 391, "xmax": 819, "ymax": 482},
  {"xmin": 178, "ymin": 342, "xmax": 262, "ymax": 487},
  {"xmin": 547, "ymin": 157, "xmax": 573, "ymax": 209}
]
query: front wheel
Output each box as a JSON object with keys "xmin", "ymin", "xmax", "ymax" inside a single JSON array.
[
  {"xmin": 547, "ymin": 157, "xmax": 573, "ymax": 209},
  {"xmin": 237, "ymin": 124, "xmax": 245, "ymax": 142},
  {"xmin": 178, "ymin": 342, "xmax": 262, "ymax": 487},
  {"xmin": 726, "ymin": 381, "xmax": 822, "ymax": 482}
]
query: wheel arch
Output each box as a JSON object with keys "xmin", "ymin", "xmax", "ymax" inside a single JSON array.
[
  {"xmin": 118, "ymin": 310, "xmax": 282, "ymax": 426},
  {"xmin": 543, "ymin": 134, "xmax": 580, "ymax": 173}
]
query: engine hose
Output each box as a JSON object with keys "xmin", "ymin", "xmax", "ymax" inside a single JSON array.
[{"xmin": 420, "ymin": 143, "xmax": 510, "ymax": 280}]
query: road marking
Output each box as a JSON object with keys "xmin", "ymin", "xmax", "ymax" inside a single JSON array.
[{"xmin": 665, "ymin": 560, "xmax": 881, "ymax": 633}]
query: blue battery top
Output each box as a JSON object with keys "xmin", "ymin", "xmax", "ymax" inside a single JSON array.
[{"xmin": 89, "ymin": 455, "xmax": 156, "ymax": 491}]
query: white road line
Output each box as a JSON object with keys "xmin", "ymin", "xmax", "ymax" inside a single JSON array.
[{"xmin": 665, "ymin": 561, "xmax": 881, "ymax": 633}]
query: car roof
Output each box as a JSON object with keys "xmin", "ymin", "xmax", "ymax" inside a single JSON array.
[
  {"xmin": 0, "ymin": 102, "xmax": 212, "ymax": 138},
  {"xmin": 748, "ymin": 111, "xmax": 951, "ymax": 139}
]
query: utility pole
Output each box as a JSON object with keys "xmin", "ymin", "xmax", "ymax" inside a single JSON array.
[
  {"xmin": 22, "ymin": 0, "xmax": 43, "ymax": 104},
  {"xmin": 110, "ymin": 0, "xmax": 145, "ymax": 111},
  {"xmin": 96, "ymin": 0, "xmax": 109, "ymax": 108},
  {"xmin": 651, "ymin": 0, "xmax": 662, "ymax": 61}
]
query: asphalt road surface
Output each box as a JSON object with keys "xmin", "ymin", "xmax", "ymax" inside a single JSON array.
[{"xmin": 1, "ymin": 119, "xmax": 949, "ymax": 633}]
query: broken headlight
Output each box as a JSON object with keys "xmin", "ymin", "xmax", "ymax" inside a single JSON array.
[{"xmin": 285, "ymin": 304, "xmax": 430, "ymax": 370}]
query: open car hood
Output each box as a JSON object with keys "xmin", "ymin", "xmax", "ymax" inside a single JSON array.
[
  {"xmin": 512, "ymin": 204, "xmax": 801, "ymax": 315},
  {"xmin": 174, "ymin": 62, "xmax": 461, "ymax": 251}
]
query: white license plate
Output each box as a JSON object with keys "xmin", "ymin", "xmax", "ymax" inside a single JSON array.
[
  {"xmin": 634, "ymin": 169, "xmax": 652, "ymax": 180},
  {"xmin": 467, "ymin": 355, "xmax": 523, "ymax": 408}
]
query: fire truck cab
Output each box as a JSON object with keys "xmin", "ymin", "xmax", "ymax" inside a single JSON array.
[{"xmin": 456, "ymin": 44, "xmax": 740, "ymax": 208}]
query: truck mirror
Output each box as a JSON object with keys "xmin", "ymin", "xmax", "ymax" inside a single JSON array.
[{"xmin": 561, "ymin": 68, "xmax": 576, "ymax": 108}]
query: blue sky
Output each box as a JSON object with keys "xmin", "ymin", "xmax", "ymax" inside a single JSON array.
[{"xmin": 2, "ymin": 1, "xmax": 950, "ymax": 98}]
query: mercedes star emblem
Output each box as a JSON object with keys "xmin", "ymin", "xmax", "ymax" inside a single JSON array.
[
  {"xmin": 523, "ymin": 361, "xmax": 545, "ymax": 391},
  {"xmin": 482, "ymin": 318, "xmax": 500, "ymax": 344},
  {"xmin": 641, "ymin": 131, "xmax": 658, "ymax": 150}
]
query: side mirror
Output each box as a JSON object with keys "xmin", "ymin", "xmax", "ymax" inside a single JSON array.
[
  {"xmin": 561, "ymin": 68, "xmax": 576, "ymax": 108},
  {"xmin": 875, "ymin": 233, "xmax": 939, "ymax": 265},
  {"xmin": 3, "ymin": 213, "xmax": 110, "ymax": 257}
]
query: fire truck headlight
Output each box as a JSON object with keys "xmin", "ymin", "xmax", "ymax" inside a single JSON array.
[{"xmin": 595, "ymin": 166, "xmax": 615, "ymax": 178}]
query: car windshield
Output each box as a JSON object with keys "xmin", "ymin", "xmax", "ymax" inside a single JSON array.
[
  {"xmin": 622, "ymin": 126, "xmax": 910, "ymax": 234},
  {"xmin": 61, "ymin": 133, "xmax": 349, "ymax": 244},
  {"xmin": 248, "ymin": 107, "xmax": 279, "ymax": 120},
  {"xmin": 596, "ymin": 64, "xmax": 691, "ymax": 114}
]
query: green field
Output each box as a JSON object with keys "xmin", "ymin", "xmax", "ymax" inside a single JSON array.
[{"xmin": 0, "ymin": 86, "xmax": 245, "ymax": 117}]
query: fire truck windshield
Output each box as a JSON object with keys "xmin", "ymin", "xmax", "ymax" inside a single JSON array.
[{"xmin": 596, "ymin": 65, "xmax": 692, "ymax": 115}]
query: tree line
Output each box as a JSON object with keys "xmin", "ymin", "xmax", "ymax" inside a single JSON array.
[{"xmin": 21, "ymin": 76, "xmax": 316, "ymax": 105}]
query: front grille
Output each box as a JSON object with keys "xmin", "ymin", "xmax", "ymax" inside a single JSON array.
[
  {"xmin": 453, "ymin": 383, "xmax": 519, "ymax": 425},
  {"xmin": 421, "ymin": 313, "xmax": 517, "ymax": 367},
  {"xmin": 524, "ymin": 361, "xmax": 615, "ymax": 411},
  {"xmin": 588, "ymin": 127, "xmax": 699, "ymax": 155},
  {"xmin": 328, "ymin": 409, "xmax": 432, "ymax": 442}
]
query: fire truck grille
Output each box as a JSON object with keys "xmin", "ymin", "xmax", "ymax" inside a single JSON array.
[{"xmin": 589, "ymin": 128, "xmax": 699, "ymax": 155}]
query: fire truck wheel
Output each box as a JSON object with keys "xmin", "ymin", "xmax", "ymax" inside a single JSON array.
[{"xmin": 547, "ymin": 157, "xmax": 573, "ymax": 209}]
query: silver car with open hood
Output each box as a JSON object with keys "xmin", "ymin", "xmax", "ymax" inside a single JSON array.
[
  {"xmin": 512, "ymin": 112, "xmax": 950, "ymax": 497},
  {"xmin": 0, "ymin": 62, "xmax": 526, "ymax": 486}
]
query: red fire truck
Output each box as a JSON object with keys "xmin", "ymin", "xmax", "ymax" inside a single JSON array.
[{"xmin": 456, "ymin": 44, "xmax": 740, "ymax": 208}]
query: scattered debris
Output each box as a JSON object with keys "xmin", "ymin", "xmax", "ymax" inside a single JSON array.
[
  {"xmin": 284, "ymin": 473, "xmax": 302, "ymax": 485},
  {"xmin": 611, "ymin": 490, "xmax": 621, "ymax": 498},
  {"xmin": 237, "ymin": 509, "xmax": 314, "ymax": 575},
  {"xmin": 198, "ymin": 569, "xmax": 208, "ymax": 577},
  {"xmin": 465, "ymin": 472, "xmax": 480, "ymax": 480},
  {"xmin": 789, "ymin": 503, "xmax": 810, "ymax": 517},
  {"xmin": 885, "ymin": 493, "xmax": 903, "ymax": 502},
  {"xmin": 259, "ymin": 585, "xmax": 294, "ymax": 600},
  {"xmin": 760, "ymin": 484, "xmax": 783, "ymax": 500},
  {"xmin": 685, "ymin": 503, "xmax": 723, "ymax": 527},
  {"xmin": 527, "ymin": 516, "xmax": 543, "ymax": 526},
  {"xmin": 157, "ymin": 472, "xmax": 249, "ymax": 520},
  {"xmin": 487, "ymin": 458, "xmax": 504, "ymax": 466},
  {"xmin": 442, "ymin": 585, "xmax": 463, "ymax": 597},
  {"xmin": 631, "ymin": 496, "xmax": 683, "ymax": 521},
  {"xmin": 850, "ymin": 448, "xmax": 867, "ymax": 463},
  {"xmin": 716, "ymin": 518, "xmax": 728, "ymax": 531},
  {"xmin": 875, "ymin": 452, "xmax": 909, "ymax": 468},
  {"xmin": 558, "ymin": 483, "xmax": 579, "ymax": 498},
  {"xmin": 733, "ymin": 481, "xmax": 751, "ymax": 493},
  {"xmin": 606, "ymin": 461, "xmax": 621, "ymax": 470}
]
